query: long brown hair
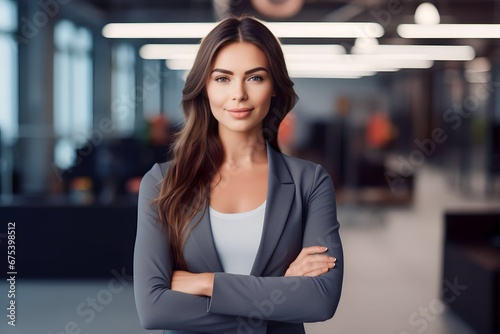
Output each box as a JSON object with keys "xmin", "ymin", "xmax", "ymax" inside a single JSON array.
[{"xmin": 155, "ymin": 16, "xmax": 298, "ymax": 269}]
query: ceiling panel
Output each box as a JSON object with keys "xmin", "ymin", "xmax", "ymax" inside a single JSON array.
[{"xmin": 79, "ymin": 0, "xmax": 499, "ymax": 23}]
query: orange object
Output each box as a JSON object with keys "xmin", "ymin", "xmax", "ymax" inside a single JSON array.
[{"xmin": 366, "ymin": 113, "xmax": 392, "ymax": 148}]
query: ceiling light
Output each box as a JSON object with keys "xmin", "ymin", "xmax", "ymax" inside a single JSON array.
[
  {"xmin": 288, "ymin": 71, "xmax": 373, "ymax": 79},
  {"xmin": 165, "ymin": 54, "xmax": 430, "ymax": 75},
  {"xmin": 465, "ymin": 57, "xmax": 491, "ymax": 73},
  {"xmin": 103, "ymin": 22, "xmax": 384, "ymax": 39},
  {"xmin": 141, "ymin": 43, "xmax": 347, "ymax": 59},
  {"xmin": 167, "ymin": 59, "xmax": 375, "ymax": 79},
  {"xmin": 158, "ymin": 44, "xmax": 434, "ymax": 73},
  {"xmin": 352, "ymin": 44, "xmax": 475, "ymax": 61},
  {"xmin": 288, "ymin": 62, "xmax": 387, "ymax": 72},
  {"xmin": 414, "ymin": 3, "xmax": 440, "ymax": 25},
  {"xmin": 266, "ymin": 22, "xmax": 384, "ymax": 38},
  {"xmin": 465, "ymin": 57, "xmax": 491, "ymax": 83},
  {"xmin": 464, "ymin": 72, "xmax": 490, "ymax": 84},
  {"xmin": 397, "ymin": 24, "xmax": 500, "ymax": 39},
  {"xmin": 166, "ymin": 59, "xmax": 383, "ymax": 73},
  {"xmin": 140, "ymin": 44, "xmax": 199, "ymax": 59},
  {"xmin": 103, "ymin": 23, "xmax": 215, "ymax": 39},
  {"xmin": 281, "ymin": 44, "xmax": 346, "ymax": 54},
  {"xmin": 166, "ymin": 59, "xmax": 195, "ymax": 70},
  {"xmin": 285, "ymin": 55, "xmax": 432, "ymax": 70},
  {"xmin": 401, "ymin": 2, "xmax": 500, "ymax": 39},
  {"xmin": 353, "ymin": 37, "xmax": 379, "ymax": 50},
  {"xmin": 350, "ymin": 55, "xmax": 434, "ymax": 69}
]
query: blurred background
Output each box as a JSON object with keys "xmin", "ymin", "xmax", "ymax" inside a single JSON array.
[{"xmin": 0, "ymin": 0, "xmax": 500, "ymax": 333}]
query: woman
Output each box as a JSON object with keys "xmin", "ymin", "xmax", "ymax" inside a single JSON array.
[{"xmin": 134, "ymin": 16, "xmax": 343, "ymax": 334}]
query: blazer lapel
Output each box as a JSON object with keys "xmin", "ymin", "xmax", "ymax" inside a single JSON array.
[
  {"xmin": 186, "ymin": 206, "xmax": 224, "ymax": 272},
  {"xmin": 250, "ymin": 141, "xmax": 295, "ymax": 276},
  {"xmin": 186, "ymin": 141, "xmax": 295, "ymax": 275}
]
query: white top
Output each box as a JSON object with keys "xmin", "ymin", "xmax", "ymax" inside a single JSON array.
[{"xmin": 209, "ymin": 200, "xmax": 266, "ymax": 275}]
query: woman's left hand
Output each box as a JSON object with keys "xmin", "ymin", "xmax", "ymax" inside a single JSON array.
[{"xmin": 171, "ymin": 270, "xmax": 214, "ymax": 297}]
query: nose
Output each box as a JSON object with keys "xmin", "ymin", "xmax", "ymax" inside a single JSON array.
[{"xmin": 232, "ymin": 82, "xmax": 248, "ymax": 101}]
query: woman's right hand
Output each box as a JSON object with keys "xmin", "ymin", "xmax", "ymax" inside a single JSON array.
[{"xmin": 284, "ymin": 246, "xmax": 336, "ymax": 277}]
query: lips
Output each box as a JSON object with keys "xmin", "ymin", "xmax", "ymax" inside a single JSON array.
[{"xmin": 226, "ymin": 107, "xmax": 254, "ymax": 119}]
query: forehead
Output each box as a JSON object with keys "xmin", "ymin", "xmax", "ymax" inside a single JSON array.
[{"xmin": 211, "ymin": 42, "xmax": 269, "ymax": 69}]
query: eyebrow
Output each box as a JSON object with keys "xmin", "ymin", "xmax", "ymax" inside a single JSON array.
[{"xmin": 211, "ymin": 67, "xmax": 269, "ymax": 75}]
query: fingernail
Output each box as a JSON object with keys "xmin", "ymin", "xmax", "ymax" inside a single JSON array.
[{"xmin": 323, "ymin": 247, "xmax": 328, "ymax": 251}]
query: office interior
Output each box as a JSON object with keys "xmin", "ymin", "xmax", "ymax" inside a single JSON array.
[{"xmin": 0, "ymin": 0, "xmax": 499, "ymax": 333}]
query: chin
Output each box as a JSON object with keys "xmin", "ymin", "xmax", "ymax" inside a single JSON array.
[{"xmin": 221, "ymin": 123, "xmax": 262, "ymax": 135}]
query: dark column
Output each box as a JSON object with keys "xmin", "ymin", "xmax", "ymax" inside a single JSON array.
[
  {"xmin": 134, "ymin": 52, "xmax": 145, "ymax": 133},
  {"xmin": 17, "ymin": 0, "xmax": 56, "ymax": 196},
  {"xmin": 92, "ymin": 33, "xmax": 112, "ymax": 129},
  {"xmin": 486, "ymin": 45, "xmax": 500, "ymax": 195}
]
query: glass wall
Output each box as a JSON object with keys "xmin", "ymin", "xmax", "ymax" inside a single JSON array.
[
  {"xmin": 111, "ymin": 43, "xmax": 136, "ymax": 135},
  {"xmin": 53, "ymin": 20, "xmax": 93, "ymax": 170},
  {"xmin": 0, "ymin": 0, "xmax": 18, "ymax": 142},
  {"xmin": 0, "ymin": 0, "xmax": 18, "ymax": 199}
]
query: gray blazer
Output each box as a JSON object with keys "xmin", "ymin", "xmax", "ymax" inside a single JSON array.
[{"xmin": 134, "ymin": 140, "xmax": 343, "ymax": 334}]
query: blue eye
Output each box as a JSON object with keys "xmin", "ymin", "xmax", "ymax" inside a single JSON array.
[
  {"xmin": 249, "ymin": 76, "xmax": 263, "ymax": 82},
  {"xmin": 215, "ymin": 77, "xmax": 229, "ymax": 82}
]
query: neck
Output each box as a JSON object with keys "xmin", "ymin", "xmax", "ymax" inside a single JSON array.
[{"xmin": 218, "ymin": 128, "xmax": 267, "ymax": 167}]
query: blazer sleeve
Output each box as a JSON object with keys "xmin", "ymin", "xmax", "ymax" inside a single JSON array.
[
  {"xmin": 208, "ymin": 164, "xmax": 343, "ymax": 323},
  {"xmin": 134, "ymin": 163, "xmax": 266, "ymax": 333}
]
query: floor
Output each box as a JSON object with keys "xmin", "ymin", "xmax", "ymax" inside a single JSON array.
[{"xmin": 1, "ymin": 165, "xmax": 498, "ymax": 334}]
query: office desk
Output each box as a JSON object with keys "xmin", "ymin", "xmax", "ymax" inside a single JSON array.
[{"xmin": 0, "ymin": 203, "xmax": 138, "ymax": 279}]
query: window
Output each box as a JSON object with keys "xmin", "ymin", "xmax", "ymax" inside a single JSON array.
[
  {"xmin": 0, "ymin": 0, "xmax": 17, "ymax": 200},
  {"xmin": 0, "ymin": 0, "xmax": 18, "ymax": 143},
  {"xmin": 53, "ymin": 20, "xmax": 93, "ymax": 169},
  {"xmin": 111, "ymin": 43, "xmax": 136, "ymax": 135}
]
